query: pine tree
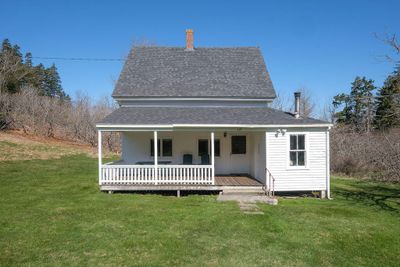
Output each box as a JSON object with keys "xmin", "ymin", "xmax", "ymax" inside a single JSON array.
[
  {"xmin": 1, "ymin": 38, "xmax": 70, "ymax": 100},
  {"xmin": 0, "ymin": 39, "xmax": 25, "ymax": 93},
  {"xmin": 375, "ymin": 66, "xmax": 400, "ymax": 129},
  {"xmin": 333, "ymin": 76, "xmax": 376, "ymax": 132}
]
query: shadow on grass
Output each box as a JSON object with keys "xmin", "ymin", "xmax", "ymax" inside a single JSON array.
[
  {"xmin": 334, "ymin": 182, "xmax": 400, "ymax": 213},
  {"xmin": 106, "ymin": 190, "xmax": 220, "ymax": 197}
]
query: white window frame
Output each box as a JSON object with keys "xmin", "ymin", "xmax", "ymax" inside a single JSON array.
[{"xmin": 287, "ymin": 132, "xmax": 309, "ymax": 169}]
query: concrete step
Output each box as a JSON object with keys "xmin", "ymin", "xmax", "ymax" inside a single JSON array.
[{"xmin": 222, "ymin": 188, "xmax": 266, "ymax": 195}]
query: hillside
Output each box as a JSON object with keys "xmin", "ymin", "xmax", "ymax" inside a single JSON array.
[{"xmin": 0, "ymin": 131, "xmax": 96, "ymax": 161}]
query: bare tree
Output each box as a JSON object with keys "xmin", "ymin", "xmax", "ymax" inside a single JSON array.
[
  {"xmin": 374, "ymin": 32, "xmax": 400, "ymax": 62},
  {"xmin": 270, "ymin": 90, "xmax": 291, "ymax": 111},
  {"xmin": 297, "ymin": 88, "xmax": 316, "ymax": 118}
]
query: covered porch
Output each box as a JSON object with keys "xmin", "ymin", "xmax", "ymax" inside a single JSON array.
[{"xmin": 97, "ymin": 128, "xmax": 274, "ymax": 194}]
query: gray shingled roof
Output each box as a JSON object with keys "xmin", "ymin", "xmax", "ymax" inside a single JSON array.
[
  {"xmin": 98, "ymin": 107, "xmax": 328, "ymax": 126},
  {"xmin": 113, "ymin": 47, "xmax": 276, "ymax": 98}
]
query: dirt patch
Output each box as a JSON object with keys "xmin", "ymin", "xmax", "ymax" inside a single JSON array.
[{"xmin": 0, "ymin": 130, "xmax": 102, "ymax": 161}]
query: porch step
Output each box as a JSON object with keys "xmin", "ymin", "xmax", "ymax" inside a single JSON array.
[{"xmin": 222, "ymin": 187, "xmax": 266, "ymax": 195}]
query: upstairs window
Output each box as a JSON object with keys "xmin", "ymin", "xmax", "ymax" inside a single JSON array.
[{"xmin": 289, "ymin": 134, "xmax": 306, "ymax": 166}]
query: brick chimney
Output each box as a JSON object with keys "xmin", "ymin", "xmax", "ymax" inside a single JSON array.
[{"xmin": 186, "ymin": 29, "xmax": 194, "ymax": 51}]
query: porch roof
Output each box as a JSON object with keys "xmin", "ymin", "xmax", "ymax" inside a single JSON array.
[{"xmin": 97, "ymin": 107, "xmax": 330, "ymax": 129}]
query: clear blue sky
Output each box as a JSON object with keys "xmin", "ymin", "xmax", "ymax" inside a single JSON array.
[{"xmin": 1, "ymin": 0, "xmax": 399, "ymax": 109}]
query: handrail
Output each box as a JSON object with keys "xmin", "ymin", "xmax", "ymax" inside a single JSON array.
[{"xmin": 265, "ymin": 168, "xmax": 276, "ymax": 197}]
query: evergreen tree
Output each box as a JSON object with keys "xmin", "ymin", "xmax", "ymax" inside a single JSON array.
[
  {"xmin": 0, "ymin": 38, "xmax": 70, "ymax": 100},
  {"xmin": 374, "ymin": 66, "xmax": 400, "ymax": 129},
  {"xmin": 0, "ymin": 39, "xmax": 25, "ymax": 93},
  {"xmin": 333, "ymin": 76, "xmax": 376, "ymax": 132}
]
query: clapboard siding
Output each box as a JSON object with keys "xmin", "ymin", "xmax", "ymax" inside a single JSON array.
[{"xmin": 267, "ymin": 128, "xmax": 328, "ymax": 191}]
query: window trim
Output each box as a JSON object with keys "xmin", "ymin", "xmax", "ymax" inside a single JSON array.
[{"xmin": 287, "ymin": 132, "xmax": 309, "ymax": 169}]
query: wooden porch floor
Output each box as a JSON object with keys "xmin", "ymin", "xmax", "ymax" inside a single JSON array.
[{"xmin": 215, "ymin": 175, "xmax": 262, "ymax": 186}]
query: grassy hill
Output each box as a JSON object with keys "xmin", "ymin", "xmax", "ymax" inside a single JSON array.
[{"xmin": 0, "ymin": 132, "xmax": 399, "ymax": 266}]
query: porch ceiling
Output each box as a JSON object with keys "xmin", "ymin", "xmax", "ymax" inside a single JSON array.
[{"xmin": 97, "ymin": 107, "xmax": 330, "ymax": 130}]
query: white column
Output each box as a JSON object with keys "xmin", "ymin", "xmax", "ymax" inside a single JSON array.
[
  {"xmin": 98, "ymin": 130, "xmax": 102, "ymax": 186},
  {"xmin": 265, "ymin": 131, "xmax": 269, "ymax": 191},
  {"xmin": 326, "ymin": 128, "xmax": 331, "ymax": 199},
  {"xmin": 154, "ymin": 131, "xmax": 158, "ymax": 185},
  {"xmin": 211, "ymin": 131, "xmax": 215, "ymax": 185}
]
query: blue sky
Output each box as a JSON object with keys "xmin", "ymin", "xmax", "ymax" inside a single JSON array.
[{"xmin": 1, "ymin": 0, "xmax": 399, "ymax": 109}]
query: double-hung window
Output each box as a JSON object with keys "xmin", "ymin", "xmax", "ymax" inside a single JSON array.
[{"xmin": 289, "ymin": 134, "xmax": 306, "ymax": 166}]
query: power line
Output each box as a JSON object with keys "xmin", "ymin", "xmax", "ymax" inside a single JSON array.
[{"xmin": 32, "ymin": 56, "xmax": 124, "ymax": 62}]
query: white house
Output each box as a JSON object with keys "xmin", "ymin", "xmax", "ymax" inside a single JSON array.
[{"xmin": 96, "ymin": 30, "xmax": 332, "ymax": 198}]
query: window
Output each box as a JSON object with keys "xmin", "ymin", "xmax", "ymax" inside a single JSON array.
[
  {"xmin": 150, "ymin": 139, "xmax": 161, "ymax": 156},
  {"xmin": 151, "ymin": 139, "xmax": 173, "ymax": 157},
  {"xmin": 214, "ymin": 139, "xmax": 220, "ymax": 157},
  {"xmin": 162, "ymin": 139, "xmax": 172, "ymax": 157},
  {"xmin": 289, "ymin": 134, "xmax": 306, "ymax": 166},
  {"xmin": 198, "ymin": 139, "xmax": 208, "ymax": 156},
  {"xmin": 231, "ymin": 136, "xmax": 246, "ymax": 154},
  {"xmin": 198, "ymin": 139, "xmax": 220, "ymax": 157}
]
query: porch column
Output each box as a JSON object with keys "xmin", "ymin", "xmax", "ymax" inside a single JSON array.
[
  {"xmin": 98, "ymin": 130, "xmax": 102, "ymax": 186},
  {"xmin": 211, "ymin": 131, "xmax": 215, "ymax": 185},
  {"xmin": 154, "ymin": 131, "xmax": 158, "ymax": 185}
]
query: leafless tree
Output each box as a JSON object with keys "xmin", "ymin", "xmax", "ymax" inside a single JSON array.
[{"xmin": 270, "ymin": 90, "xmax": 291, "ymax": 111}]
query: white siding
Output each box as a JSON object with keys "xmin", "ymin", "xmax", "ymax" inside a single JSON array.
[{"xmin": 266, "ymin": 128, "xmax": 328, "ymax": 192}]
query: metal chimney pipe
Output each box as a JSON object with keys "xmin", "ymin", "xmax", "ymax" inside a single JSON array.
[{"xmin": 294, "ymin": 92, "xmax": 301, "ymax": 118}]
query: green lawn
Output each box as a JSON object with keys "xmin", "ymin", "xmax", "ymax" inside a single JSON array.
[{"xmin": 0, "ymin": 155, "xmax": 399, "ymax": 266}]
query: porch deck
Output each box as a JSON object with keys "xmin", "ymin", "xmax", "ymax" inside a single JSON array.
[
  {"xmin": 100, "ymin": 175, "xmax": 264, "ymax": 192},
  {"xmin": 215, "ymin": 175, "xmax": 262, "ymax": 186}
]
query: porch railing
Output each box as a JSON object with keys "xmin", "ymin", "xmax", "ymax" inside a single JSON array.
[{"xmin": 100, "ymin": 164, "xmax": 213, "ymax": 185}]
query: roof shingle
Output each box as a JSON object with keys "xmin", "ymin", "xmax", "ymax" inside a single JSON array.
[
  {"xmin": 98, "ymin": 107, "xmax": 329, "ymax": 126},
  {"xmin": 113, "ymin": 47, "xmax": 276, "ymax": 98}
]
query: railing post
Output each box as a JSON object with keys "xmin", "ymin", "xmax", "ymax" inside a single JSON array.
[
  {"xmin": 211, "ymin": 131, "xmax": 215, "ymax": 185},
  {"xmin": 98, "ymin": 130, "xmax": 102, "ymax": 186},
  {"xmin": 154, "ymin": 131, "xmax": 158, "ymax": 185}
]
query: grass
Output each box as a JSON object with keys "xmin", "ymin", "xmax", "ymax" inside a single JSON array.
[{"xmin": 0, "ymin": 155, "xmax": 399, "ymax": 266}]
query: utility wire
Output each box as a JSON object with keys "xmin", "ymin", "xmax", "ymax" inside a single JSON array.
[{"xmin": 32, "ymin": 56, "xmax": 124, "ymax": 61}]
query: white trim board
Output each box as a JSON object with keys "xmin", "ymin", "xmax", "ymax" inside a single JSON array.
[{"xmin": 96, "ymin": 123, "xmax": 332, "ymax": 131}]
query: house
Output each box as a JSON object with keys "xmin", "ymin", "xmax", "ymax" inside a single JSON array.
[{"xmin": 96, "ymin": 30, "xmax": 332, "ymax": 198}]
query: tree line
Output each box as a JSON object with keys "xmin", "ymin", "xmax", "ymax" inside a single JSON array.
[
  {"xmin": 0, "ymin": 39, "xmax": 119, "ymax": 151},
  {"xmin": 0, "ymin": 39, "xmax": 70, "ymax": 99}
]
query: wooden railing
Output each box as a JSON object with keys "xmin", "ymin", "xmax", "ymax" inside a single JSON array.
[{"xmin": 100, "ymin": 164, "xmax": 213, "ymax": 185}]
